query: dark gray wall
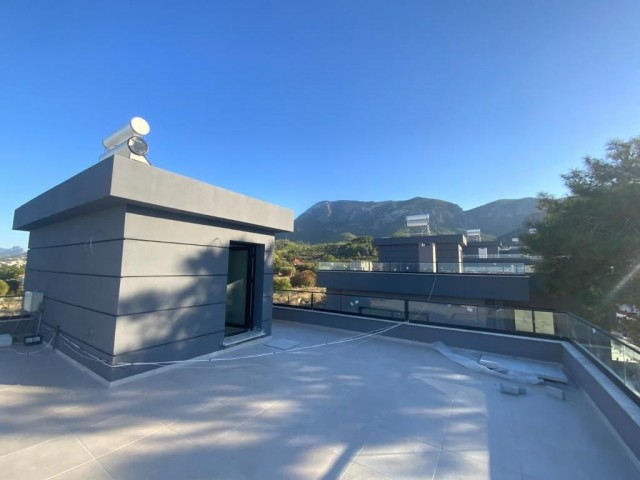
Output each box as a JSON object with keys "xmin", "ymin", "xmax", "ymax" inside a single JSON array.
[
  {"xmin": 418, "ymin": 242, "xmax": 436, "ymax": 267},
  {"xmin": 463, "ymin": 241, "xmax": 500, "ymax": 256},
  {"xmin": 435, "ymin": 242, "xmax": 462, "ymax": 267},
  {"xmin": 317, "ymin": 271, "xmax": 531, "ymax": 303},
  {"xmin": 562, "ymin": 345, "xmax": 640, "ymax": 461}
]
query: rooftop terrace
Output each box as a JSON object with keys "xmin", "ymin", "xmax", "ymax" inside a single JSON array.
[{"xmin": 1, "ymin": 319, "xmax": 639, "ymax": 479}]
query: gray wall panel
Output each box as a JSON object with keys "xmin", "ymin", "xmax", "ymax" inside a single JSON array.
[
  {"xmin": 52, "ymin": 329, "xmax": 227, "ymax": 383},
  {"xmin": 25, "ymin": 271, "xmax": 121, "ymax": 315},
  {"xmin": 264, "ymin": 249, "xmax": 275, "ymax": 273},
  {"xmin": 114, "ymin": 303, "xmax": 226, "ymax": 354},
  {"xmin": 110, "ymin": 330, "xmax": 227, "ymax": 382},
  {"xmin": 261, "ymin": 319, "xmax": 272, "ymax": 336},
  {"xmin": 43, "ymin": 298, "xmax": 117, "ymax": 354},
  {"xmin": 121, "ymin": 240, "xmax": 228, "ymax": 277},
  {"xmin": 118, "ymin": 276, "xmax": 227, "ymax": 315},
  {"xmin": 124, "ymin": 210, "xmax": 276, "ymax": 249},
  {"xmin": 26, "ymin": 241, "xmax": 124, "ymax": 276},
  {"xmin": 262, "ymin": 297, "xmax": 273, "ymax": 323},
  {"xmin": 263, "ymin": 274, "xmax": 274, "ymax": 297},
  {"xmin": 27, "ymin": 205, "xmax": 126, "ymax": 248}
]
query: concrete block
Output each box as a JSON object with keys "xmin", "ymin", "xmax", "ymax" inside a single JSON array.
[
  {"xmin": 545, "ymin": 385, "xmax": 566, "ymax": 400},
  {"xmin": 500, "ymin": 382, "xmax": 521, "ymax": 396}
]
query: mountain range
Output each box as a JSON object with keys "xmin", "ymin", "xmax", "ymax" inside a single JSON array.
[
  {"xmin": 285, "ymin": 197, "xmax": 541, "ymax": 244},
  {"xmin": 0, "ymin": 246, "xmax": 25, "ymax": 258}
]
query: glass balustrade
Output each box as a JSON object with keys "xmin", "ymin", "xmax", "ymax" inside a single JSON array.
[{"xmin": 274, "ymin": 289, "xmax": 640, "ymax": 400}]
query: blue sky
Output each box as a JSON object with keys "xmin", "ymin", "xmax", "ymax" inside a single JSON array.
[{"xmin": 1, "ymin": 1, "xmax": 639, "ymax": 248}]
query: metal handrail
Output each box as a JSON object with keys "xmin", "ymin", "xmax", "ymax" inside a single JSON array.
[
  {"xmin": 566, "ymin": 311, "xmax": 640, "ymax": 356},
  {"xmin": 273, "ymin": 289, "xmax": 640, "ymax": 398},
  {"xmin": 272, "ymin": 289, "xmax": 639, "ymax": 353}
]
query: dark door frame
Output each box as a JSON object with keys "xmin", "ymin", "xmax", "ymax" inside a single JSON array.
[{"xmin": 227, "ymin": 242, "xmax": 257, "ymax": 332}]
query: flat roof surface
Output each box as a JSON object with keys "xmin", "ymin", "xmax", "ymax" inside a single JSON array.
[{"xmin": 1, "ymin": 320, "xmax": 638, "ymax": 479}]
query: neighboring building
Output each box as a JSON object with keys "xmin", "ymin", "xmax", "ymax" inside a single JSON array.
[
  {"xmin": 462, "ymin": 239, "xmax": 500, "ymax": 258},
  {"xmin": 317, "ymin": 234, "xmax": 550, "ymax": 332},
  {"xmin": 374, "ymin": 234, "xmax": 466, "ymax": 273},
  {"xmin": 13, "ymin": 155, "xmax": 293, "ymax": 383}
]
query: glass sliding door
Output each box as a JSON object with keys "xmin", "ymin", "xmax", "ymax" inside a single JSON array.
[{"xmin": 225, "ymin": 243, "xmax": 256, "ymax": 336}]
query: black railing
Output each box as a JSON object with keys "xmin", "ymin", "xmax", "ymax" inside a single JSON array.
[
  {"xmin": 0, "ymin": 295, "xmax": 35, "ymax": 337},
  {"xmin": 0, "ymin": 295, "xmax": 23, "ymax": 318}
]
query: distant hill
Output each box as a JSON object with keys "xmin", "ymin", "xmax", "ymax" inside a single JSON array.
[
  {"xmin": 455, "ymin": 198, "xmax": 542, "ymax": 239},
  {"xmin": 0, "ymin": 246, "xmax": 25, "ymax": 258},
  {"xmin": 283, "ymin": 197, "xmax": 541, "ymax": 244}
]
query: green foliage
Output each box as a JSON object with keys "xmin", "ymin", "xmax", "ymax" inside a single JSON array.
[
  {"xmin": 339, "ymin": 232, "xmax": 357, "ymax": 242},
  {"xmin": 5, "ymin": 279, "xmax": 21, "ymax": 295},
  {"xmin": 290, "ymin": 270, "xmax": 317, "ymax": 288},
  {"xmin": 523, "ymin": 136, "xmax": 640, "ymax": 325},
  {"xmin": 0, "ymin": 280, "xmax": 9, "ymax": 296},
  {"xmin": 0, "ymin": 264, "xmax": 24, "ymax": 281},
  {"xmin": 295, "ymin": 262, "xmax": 316, "ymax": 273},
  {"xmin": 273, "ymin": 253, "xmax": 296, "ymax": 277},
  {"xmin": 273, "ymin": 277, "xmax": 292, "ymax": 291},
  {"xmin": 275, "ymin": 237, "xmax": 378, "ymax": 265}
]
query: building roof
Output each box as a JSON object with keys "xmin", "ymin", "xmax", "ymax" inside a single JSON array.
[
  {"xmin": 374, "ymin": 234, "xmax": 467, "ymax": 247},
  {"xmin": 1, "ymin": 319, "xmax": 638, "ymax": 479},
  {"xmin": 13, "ymin": 155, "xmax": 294, "ymax": 234}
]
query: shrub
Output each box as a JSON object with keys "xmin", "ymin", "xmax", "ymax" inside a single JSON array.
[
  {"xmin": 290, "ymin": 270, "xmax": 316, "ymax": 288},
  {"xmin": 295, "ymin": 262, "xmax": 317, "ymax": 273},
  {"xmin": 6, "ymin": 279, "xmax": 20, "ymax": 294},
  {"xmin": 273, "ymin": 277, "xmax": 292, "ymax": 291},
  {"xmin": 276, "ymin": 266, "xmax": 296, "ymax": 277},
  {"xmin": 0, "ymin": 280, "xmax": 9, "ymax": 296}
]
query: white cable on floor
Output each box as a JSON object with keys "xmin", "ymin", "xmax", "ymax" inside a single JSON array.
[{"xmin": 48, "ymin": 318, "xmax": 411, "ymax": 369}]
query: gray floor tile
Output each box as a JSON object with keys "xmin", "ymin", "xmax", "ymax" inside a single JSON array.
[
  {"xmin": 196, "ymin": 438, "xmax": 343, "ymax": 480},
  {"xmin": 340, "ymin": 461, "xmax": 393, "ymax": 479},
  {"xmin": 353, "ymin": 428, "xmax": 440, "ymax": 479},
  {"xmin": 0, "ymin": 413, "xmax": 70, "ymax": 458},
  {"xmin": 97, "ymin": 426, "xmax": 211, "ymax": 480},
  {"xmin": 375, "ymin": 404, "xmax": 451, "ymax": 449},
  {"xmin": 434, "ymin": 450, "xmax": 521, "ymax": 480},
  {"xmin": 49, "ymin": 460, "xmax": 115, "ymax": 480},
  {"xmin": 73, "ymin": 413, "xmax": 167, "ymax": 458},
  {"xmin": 442, "ymin": 419, "xmax": 520, "ymax": 473},
  {"xmin": 0, "ymin": 434, "xmax": 94, "ymax": 480}
]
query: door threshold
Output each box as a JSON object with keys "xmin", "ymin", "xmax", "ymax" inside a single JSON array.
[{"xmin": 222, "ymin": 330, "xmax": 266, "ymax": 348}]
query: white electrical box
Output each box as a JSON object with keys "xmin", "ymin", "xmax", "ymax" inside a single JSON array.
[{"xmin": 23, "ymin": 291, "xmax": 44, "ymax": 313}]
